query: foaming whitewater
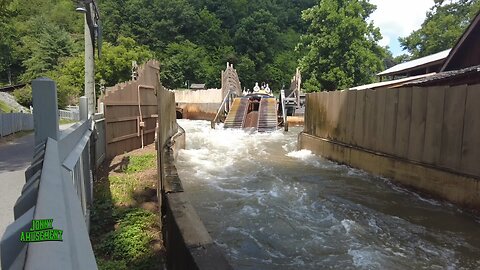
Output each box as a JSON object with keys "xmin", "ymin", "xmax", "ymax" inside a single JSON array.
[{"xmin": 175, "ymin": 120, "xmax": 480, "ymax": 269}]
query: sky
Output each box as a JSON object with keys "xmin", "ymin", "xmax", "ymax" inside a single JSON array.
[{"xmin": 369, "ymin": 0, "xmax": 435, "ymax": 56}]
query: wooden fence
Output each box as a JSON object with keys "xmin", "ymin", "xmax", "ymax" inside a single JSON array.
[
  {"xmin": 99, "ymin": 60, "xmax": 160, "ymax": 159},
  {"xmin": 304, "ymin": 84, "xmax": 480, "ymax": 178}
]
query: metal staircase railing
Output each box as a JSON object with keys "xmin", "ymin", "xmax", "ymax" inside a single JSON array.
[
  {"xmin": 280, "ymin": 90, "xmax": 288, "ymax": 131},
  {"xmin": 211, "ymin": 90, "xmax": 237, "ymax": 129}
]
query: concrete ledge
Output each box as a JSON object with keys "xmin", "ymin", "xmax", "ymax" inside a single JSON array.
[
  {"xmin": 299, "ymin": 132, "xmax": 480, "ymax": 210},
  {"xmin": 161, "ymin": 126, "xmax": 232, "ymax": 270}
]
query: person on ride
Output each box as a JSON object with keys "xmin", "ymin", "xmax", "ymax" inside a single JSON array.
[
  {"xmin": 253, "ymin": 82, "xmax": 260, "ymax": 92},
  {"xmin": 265, "ymin": 84, "xmax": 271, "ymax": 94}
]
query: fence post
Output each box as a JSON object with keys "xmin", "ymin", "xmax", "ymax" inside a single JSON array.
[
  {"xmin": 79, "ymin": 96, "xmax": 88, "ymax": 121},
  {"xmin": 98, "ymin": 102, "xmax": 104, "ymax": 114},
  {"xmin": 32, "ymin": 78, "xmax": 59, "ymax": 145}
]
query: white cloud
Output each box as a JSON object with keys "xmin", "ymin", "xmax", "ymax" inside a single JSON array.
[
  {"xmin": 369, "ymin": 0, "xmax": 434, "ymax": 55},
  {"xmin": 379, "ymin": 35, "xmax": 390, "ymax": 47}
]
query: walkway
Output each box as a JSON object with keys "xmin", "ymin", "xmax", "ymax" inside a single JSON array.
[
  {"xmin": 0, "ymin": 124, "xmax": 76, "ymax": 252},
  {"xmin": 0, "ymin": 133, "xmax": 34, "ymax": 251}
]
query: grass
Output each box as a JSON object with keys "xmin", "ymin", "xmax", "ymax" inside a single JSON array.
[
  {"xmin": 90, "ymin": 150, "xmax": 163, "ymax": 270},
  {"xmin": 59, "ymin": 118, "xmax": 77, "ymax": 125},
  {"xmin": 124, "ymin": 154, "xmax": 156, "ymax": 174},
  {"xmin": 109, "ymin": 175, "xmax": 140, "ymax": 205},
  {"xmin": 0, "ymin": 100, "xmax": 16, "ymax": 113},
  {"xmin": 95, "ymin": 208, "xmax": 159, "ymax": 269}
]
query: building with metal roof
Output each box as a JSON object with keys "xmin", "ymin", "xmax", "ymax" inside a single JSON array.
[
  {"xmin": 349, "ymin": 73, "xmax": 434, "ymax": 90},
  {"xmin": 441, "ymin": 10, "xmax": 480, "ymax": 72},
  {"xmin": 189, "ymin": 83, "xmax": 206, "ymax": 90},
  {"xmin": 377, "ymin": 49, "xmax": 450, "ymax": 79},
  {"xmin": 375, "ymin": 10, "xmax": 480, "ymax": 85}
]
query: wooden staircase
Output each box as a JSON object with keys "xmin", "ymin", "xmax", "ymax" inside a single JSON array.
[
  {"xmin": 224, "ymin": 98, "xmax": 249, "ymax": 129},
  {"xmin": 257, "ymin": 97, "xmax": 278, "ymax": 132}
]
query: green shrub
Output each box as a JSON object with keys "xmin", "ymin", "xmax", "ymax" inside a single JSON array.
[
  {"xmin": 13, "ymin": 86, "xmax": 32, "ymax": 107},
  {"xmin": 96, "ymin": 209, "xmax": 157, "ymax": 266},
  {"xmin": 97, "ymin": 258, "xmax": 128, "ymax": 270}
]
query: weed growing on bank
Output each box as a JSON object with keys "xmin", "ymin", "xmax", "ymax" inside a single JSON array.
[{"xmin": 90, "ymin": 147, "xmax": 164, "ymax": 270}]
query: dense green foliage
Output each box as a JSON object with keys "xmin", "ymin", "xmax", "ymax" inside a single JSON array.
[
  {"xmin": 3, "ymin": 0, "xmax": 438, "ymax": 103},
  {"xmin": 98, "ymin": 0, "xmax": 319, "ymax": 90},
  {"xmin": 399, "ymin": 0, "xmax": 480, "ymax": 59},
  {"xmin": 1, "ymin": 0, "xmax": 322, "ymax": 97},
  {"xmin": 298, "ymin": 0, "xmax": 385, "ymax": 91}
]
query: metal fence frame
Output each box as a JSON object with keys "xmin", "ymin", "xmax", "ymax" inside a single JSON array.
[
  {"xmin": 1, "ymin": 78, "xmax": 103, "ymax": 270},
  {"xmin": 59, "ymin": 109, "xmax": 80, "ymax": 121}
]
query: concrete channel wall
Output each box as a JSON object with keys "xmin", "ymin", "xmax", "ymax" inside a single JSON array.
[
  {"xmin": 175, "ymin": 89, "xmax": 223, "ymax": 120},
  {"xmin": 157, "ymin": 82, "xmax": 232, "ymax": 269},
  {"xmin": 299, "ymin": 84, "xmax": 480, "ymax": 209}
]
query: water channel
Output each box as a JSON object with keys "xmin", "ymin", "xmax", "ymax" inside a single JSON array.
[{"xmin": 175, "ymin": 119, "xmax": 480, "ymax": 269}]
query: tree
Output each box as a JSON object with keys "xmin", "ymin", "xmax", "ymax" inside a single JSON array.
[
  {"xmin": 399, "ymin": 0, "xmax": 480, "ymax": 58},
  {"xmin": 11, "ymin": 36, "xmax": 154, "ymax": 108},
  {"xmin": 95, "ymin": 37, "xmax": 154, "ymax": 87},
  {"xmin": 236, "ymin": 55, "xmax": 256, "ymax": 90},
  {"xmin": 234, "ymin": 10, "xmax": 279, "ymax": 68},
  {"xmin": 0, "ymin": 16, "xmax": 15, "ymax": 84},
  {"xmin": 298, "ymin": 0, "xmax": 385, "ymax": 92},
  {"xmin": 20, "ymin": 19, "xmax": 74, "ymax": 81},
  {"xmin": 49, "ymin": 54, "xmax": 85, "ymax": 107},
  {"xmin": 159, "ymin": 41, "xmax": 210, "ymax": 89}
]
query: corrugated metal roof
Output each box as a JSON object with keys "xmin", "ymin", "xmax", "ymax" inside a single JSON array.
[
  {"xmin": 377, "ymin": 49, "xmax": 451, "ymax": 76},
  {"xmin": 190, "ymin": 83, "xmax": 206, "ymax": 89},
  {"xmin": 404, "ymin": 65, "xmax": 480, "ymax": 86},
  {"xmin": 349, "ymin": 73, "xmax": 435, "ymax": 90}
]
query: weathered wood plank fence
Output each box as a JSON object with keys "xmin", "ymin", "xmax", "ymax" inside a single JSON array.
[
  {"xmin": 301, "ymin": 83, "xmax": 480, "ymax": 209},
  {"xmin": 99, "ymin": 60, "xmax": 160, "ymax": 158},
  {"xmin": 304, "ymin": 84, "xmax": 480, "ymax": 177}
]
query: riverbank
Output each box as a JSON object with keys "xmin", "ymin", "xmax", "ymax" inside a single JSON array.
[{"xmin": 89, "ymin": 144, "xmax": 165, "ymax": 270}]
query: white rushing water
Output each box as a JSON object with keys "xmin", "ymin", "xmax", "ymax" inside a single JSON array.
[{"xmin": 175, "ymin": 120, "xmax": 480, "ymax": 270}]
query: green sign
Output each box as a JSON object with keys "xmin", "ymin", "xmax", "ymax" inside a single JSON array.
[{"xmin": 20, "ymin": 219, "xmax": 63, "ymax": 242}]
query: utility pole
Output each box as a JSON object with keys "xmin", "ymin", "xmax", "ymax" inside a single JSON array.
[
  {"xmin": 84, "ymin": 6, "xmax": 95, "ymax": 115},
  {"xmin": 76, "ymin": 0, "xmax": 100, "ymax": 116}
]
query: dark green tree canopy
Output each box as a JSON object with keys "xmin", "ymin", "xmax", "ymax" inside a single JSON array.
[
  {"xmin": 298, "ymin": 0, "xmax": 386, "ymax": 92},
  {"xmin": 97, "ymin": 0, "xmax": 319, "ymax": 91},
  {"xmin": 2, "ymin": 0, "xmax": 398, "ymax": 106}
]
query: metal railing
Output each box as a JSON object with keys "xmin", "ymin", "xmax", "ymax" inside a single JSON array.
[
  {"xmin": 211, "ymin": 90, "xmax": 237, "ymax": 129},
  {"xmin": 59, "ymin": 109, "xmax": 80, "ymax": 121},
  {"xmin": 280, "ymin": 90, "xmax": 288, "ymax": 131},
  {"xmin": 0, "ymin": 78, "xmax": 101, "ymax": 270}
]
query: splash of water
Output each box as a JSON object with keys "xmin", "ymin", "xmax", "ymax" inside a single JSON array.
[{"xmin": 176, "ymin": 120, "xmax": 480, "ymax": 270}]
